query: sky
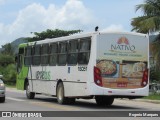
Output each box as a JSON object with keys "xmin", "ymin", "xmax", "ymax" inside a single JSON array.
[{"xmin": 0, "ymin": 0, "xmax": 144, "ymax": 47}]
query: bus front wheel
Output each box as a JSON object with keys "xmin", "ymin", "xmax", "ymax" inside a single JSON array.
[
  {"xmin": 95, "ymin": 96, "xmax": 114, "ymax": 106},
  {"xmin": 26, "ymin": 82, "xmax": 35, "ymax": 99}
]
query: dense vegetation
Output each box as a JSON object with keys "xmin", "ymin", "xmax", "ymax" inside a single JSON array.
[
  {"xmin": 0, "ymin": 45, "xmax": 16, "ymax": 85},
  {"xmin": 131, "ymin": 0, "xmax": 160, "ymax": 83},
  {"xmin": 26, "ymin": 29, "xmax": 82, "ymax": 42}
]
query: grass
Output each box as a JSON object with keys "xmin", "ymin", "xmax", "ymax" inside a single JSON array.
[{"xmin": 143, "ymin": 93, "xmax": 160, "ymax": 100}]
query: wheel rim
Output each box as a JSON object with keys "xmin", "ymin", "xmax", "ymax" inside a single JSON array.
[
  {"xmin": 26, "ymin": 84, "xmax": 30, "ymax": 96},
  {"xmin": 58, "ymin": 86, "xmax": 63, "ymax": 101}
]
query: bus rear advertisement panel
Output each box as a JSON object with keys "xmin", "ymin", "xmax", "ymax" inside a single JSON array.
[{"xmin": 96, "ymin": 33, "xmax": 149, "ymax": 89}]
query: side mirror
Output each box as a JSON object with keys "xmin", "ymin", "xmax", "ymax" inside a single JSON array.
[{"xmin": 0, "ymin": 75, "xmax": 3, "ymax": 78}]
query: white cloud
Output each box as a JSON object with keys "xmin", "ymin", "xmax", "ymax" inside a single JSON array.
[
  {"xmin": 0, "ymin": 0, "xmax": 95, "ymax": 47},
  {"xmin": 101, "ymin": 24, "xmax": 125, "ymax": 32}
]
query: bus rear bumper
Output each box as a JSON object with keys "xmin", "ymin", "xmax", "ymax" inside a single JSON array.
[{"xmin": 90, "ymin": 83, "xmax": 149, "ymax": 97}]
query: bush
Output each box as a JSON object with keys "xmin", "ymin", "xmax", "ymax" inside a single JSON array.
[
  {"xmin": 0, "ymin": 54, "xmax": 16, "ymax": 85},
  {"xmin": 0, "ymin": 54, "xmax": 14, "ymax": 66},
  {"xmin": 150, "ymin": 69, "xmax": 160, "ymax": 83},
  {"xmin": 143, "ymin": 93, "xmax": 160, "ymax": 100},
  {"xmin": 0, "ymin": 64, "xmax": 17, "ymax": 85}
]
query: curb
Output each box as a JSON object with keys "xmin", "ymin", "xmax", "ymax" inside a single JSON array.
[
  {"xmin": 134, "ymin": 99, "xmax": 160, "ymax": 104},
  {"xmin": 121, "ymin": 98, "xmax": 160, "ymax": 104}
]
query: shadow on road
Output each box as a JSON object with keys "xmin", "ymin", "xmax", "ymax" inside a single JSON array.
[{"xmin": 31, "ymin": 95, "xmax": 142, "ymax": 110}]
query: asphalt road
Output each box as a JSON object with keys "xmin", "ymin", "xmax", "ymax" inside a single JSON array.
[{"xmin": 0, "ymin": 88, "xmax": 160, "ymax": 120}]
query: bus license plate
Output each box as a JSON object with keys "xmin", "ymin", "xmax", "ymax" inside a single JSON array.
[{"xmin": 117, "ymin": 83, "xmax": 127, "ymax": 87}]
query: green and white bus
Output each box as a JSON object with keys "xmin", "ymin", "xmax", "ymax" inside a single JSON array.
[{"xmin": 16, "ymin": 31, "xmax": 149, "ymax": 106}]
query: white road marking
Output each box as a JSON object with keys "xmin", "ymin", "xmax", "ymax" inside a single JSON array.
[{"xmin": 6, "ymin": 97, "xmax": 25, "ymax": 102}]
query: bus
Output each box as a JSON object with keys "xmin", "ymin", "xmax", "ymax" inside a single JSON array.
[{"xmin": 16, "ymin": 31, "xmax": 149, "ymax": 106}]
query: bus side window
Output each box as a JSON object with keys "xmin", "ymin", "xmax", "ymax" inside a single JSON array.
[
  {"xmin": 41, "ymin": 44, "xmax": 49, "ymax": 65},
  {"xmin": 49, "ymin": 43, "xmax": 58, "ymax": 66},
  {"xmin": 78, "ymin": 38, "xmax": 91, "ymax": 64},
  {"xmin": 24, "ymin": 47, "xmax": 32, "ymax": 66},
  {"xmin": 68, "ymin": 40, "xmax": 78, "ymax": 65},
  {"xmin": 32, "ymin": 45, "xmax": 41, "ymax": 66},
  {"xmin": 58, "ymin": 42, "xmax": 67, "ymax": 66}
]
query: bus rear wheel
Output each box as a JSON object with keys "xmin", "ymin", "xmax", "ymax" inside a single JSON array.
[
  {"xmin": 95, "ymin": 96, "xmax": 114, "ymax": 106},
  {"xmin": 57, "ymin": 82, "xmax": 68, "ymax": 104},
  {"xmin": 26, "ymin": 82, "xmax": 35, "ymax": 99}
]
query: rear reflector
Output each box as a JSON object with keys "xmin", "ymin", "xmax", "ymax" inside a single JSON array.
[
  {"xmin": 108, "ymin": 91, "xmax": 112, "ymax": 93},
  {"xmin": 94, "ymin": 66, "xmax": 102, "ymax": 87},
  {"xmin": 141, "ymin": 69, "xmax": 148, "ymax": 87}
]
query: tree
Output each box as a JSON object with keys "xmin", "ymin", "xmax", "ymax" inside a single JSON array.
[
  {"xmin": 0, "ymin": 43, "xmax": 16, "ymax": 84},
  {"xmin": 26, "ymin": 29, "xmax": 82, "ymax": 42},
  {"xmin": 131, "ymin": 0, "xmax": 160, "ymax": 33},
  {"xmin": 0, "ymin": 64, "xmax": 17, "ymax": 85},
  {"xmin": 0, "ymin": 54, "xmax": 14, "ymax": 67},
  {"xmin": 150, "ymin": 34, "xmax": 160, "ymax": 69},
  {"xmin": 1, "ymin": 43, "xmax": 14, "ymax": 55},
  {"xmin": 0, "ymin": 54, "xmax": 16, "ymax": 85},
  {"xmin": 131, "ymin": 0, "xmax": 160, "ymax": 83}
]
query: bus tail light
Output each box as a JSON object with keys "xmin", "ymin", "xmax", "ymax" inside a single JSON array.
[
  {"xmin": 94, "ymin": 66, "xmax": 102, "ymax": 87},
  {"xmin": 141, "ymin": 69, "xmax": 148, "ymax": 87}
]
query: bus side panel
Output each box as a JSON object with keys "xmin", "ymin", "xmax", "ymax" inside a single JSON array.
[
  {"xmin": 86, "ymin": 34, "xmax": 100, "ymax": 95},
  {"xmin": 64, "ymin": 66, "xmax": 91, "ymax": 97},
  {"xmin": 64, "ymin": 82, "xmax": 88, "ymax": 97},
  {"xmin": 29, "ymin": 66, "xmax": 56, "ymax": 95}
]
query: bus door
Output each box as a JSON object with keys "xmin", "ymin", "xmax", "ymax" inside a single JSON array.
[{"xmin": 16, "ymin": 48, "xmax": 25, "ymax": 90}]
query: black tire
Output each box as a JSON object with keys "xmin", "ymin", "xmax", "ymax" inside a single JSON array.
[
  {"xmin": 67, "ymin": 98, "xmax": 76, "ymax": 104},
  {"xmin": 0, "ymin": 96, "xmax": 5, "ymax": 103},
  {"xmin": 56, "ymin": 82, "xmax": 68, "ymax": 104},
  {"xmin": 95, "ymin": 96, "xmax": 114, "ymax": 106},
  {"xmin": 106, "ymin": 97, "xmax": 114, "ymax": 106},
  {"xmin": 26, "ymin": 82, "xmax": 35, "ymax": 99}
]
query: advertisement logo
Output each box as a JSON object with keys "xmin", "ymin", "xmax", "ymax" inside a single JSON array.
[
  {"xmin": 111, "ymin": 37, "xmax": 135, "ymax": 52},
  {"xmin": 36, "ymin": 71, "xmax": 51, "ymax": 80},
  {"xmin": 117, "ymin": 37, "xmax": 129, "ymax": 45}
]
